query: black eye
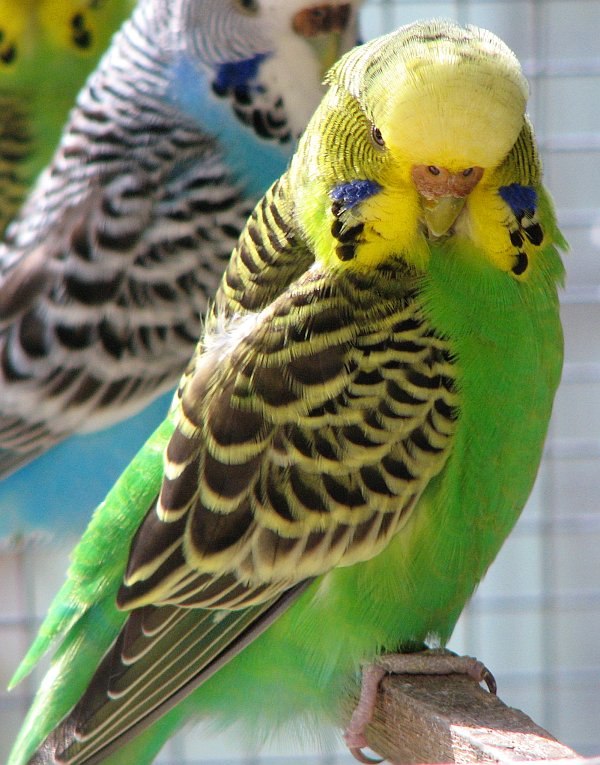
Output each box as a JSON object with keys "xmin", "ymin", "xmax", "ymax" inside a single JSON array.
[
  {"xmin": 371, "ymin": 125, "xmax": 385, "ymax": 147},
  {"xmin": 427, "ymin": 165, "xmax": 441, "ymax": 176},
  {"xmin": 462, "ymin": 167, "xmax": 474, "ymax": 177},
  {"xmin": 236, "ymin": 0, "xmax": 259, "ymax": 13}
]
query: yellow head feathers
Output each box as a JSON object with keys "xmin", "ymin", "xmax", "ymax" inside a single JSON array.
[{"xmin": 328, "ymin": 19, "xmax": 529, "ymax": 172}]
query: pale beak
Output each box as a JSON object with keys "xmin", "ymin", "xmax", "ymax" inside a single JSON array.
[
  {"xmin": 411, "ymin": 164, "xmax": 484, "ymax": 238},
  {"xmin": 422, "ymin": 196, "xmax": 467, "ymax": 238},
  {"xmin": 309, "ymin": 33, "xmax": 345, "ymax": 79}
]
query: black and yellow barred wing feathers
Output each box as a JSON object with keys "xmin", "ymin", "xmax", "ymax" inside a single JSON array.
[
  {"xmin": 33, "ymin": 173, "xmax": 459, "ymax": 764},
  {"xmin": 118, "ymin": 175, "xmax": 459, "ymax": 613}
]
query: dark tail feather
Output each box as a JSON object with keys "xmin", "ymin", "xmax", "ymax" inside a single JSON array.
[{"xmin": 31, "ymin": 581, "xmax": 311, "ymax": 765}]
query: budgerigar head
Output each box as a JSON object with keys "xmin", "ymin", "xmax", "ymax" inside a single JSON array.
[
  {"xmin": 169, "ymin": 0, "xmax": 363, "ymax": 139},
  {"xmin": 293, "ymin": 20, "xmax": 548, "ymax": 278},
  {"xmin": 350, "ymin": 21, "xmax": 528, "ymax": 169}
]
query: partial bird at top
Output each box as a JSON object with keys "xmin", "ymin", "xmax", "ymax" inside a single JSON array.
[
  {"xmin": 0, "ymin": 0, "xmax": 363, "ymax": 540},
  {"xmin": 0, "ymin": 0, "xmax": 134, "ymax": 234}
]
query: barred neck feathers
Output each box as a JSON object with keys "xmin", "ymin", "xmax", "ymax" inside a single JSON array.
[
  {"xmin": 83, "ymin": 0, "xmax": 175, "ymax": 120},
  {"xmin": 164, "ymin": 0, "xmax": 290, "ymax": 194},
  {"xmin": 173, "ymin": 0, "xmax": 274, "ymax": 68}
]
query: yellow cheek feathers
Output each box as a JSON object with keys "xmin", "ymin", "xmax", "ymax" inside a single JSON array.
[
  {"xmin": 343, "ymin": 186, "xmax": 430, "ymax": 271},
  {"xmin": 306, "ymin": 175, "xmax": 541, "ymax": 280},
  {"xmin": 460, "ymin": 182, "xmax": 535, "ymax": 279},
  {"xmin": 321, "ymin": 177, "xmax": 545, "ymax": 282},
  {"xmin": 313, "ymin": 167, "xmax": 431, "ymax": 272}
]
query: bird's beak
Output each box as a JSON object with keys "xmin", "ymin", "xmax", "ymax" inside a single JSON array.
[
  {"xmin": 293, "ymin": 4, "xmax": 354, "ymax": 79},
  {"xmin": 421, "ymin": 196, "xmax": 467, "ymax": 238},
  {"xmin": 411, "ymin": 164, "xmax": 484, "ymax": 238},
  {"xmin": 311, "ymin": 33, "xmax": 345, "ymax": 78}
]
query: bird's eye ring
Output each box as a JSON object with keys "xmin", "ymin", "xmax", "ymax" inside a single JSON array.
[
  {"xmin": 462, "ymin": 167, "xmax": 474, "ymax": 177},
  {"xmin": 427, "ymin": 165, "xmax": 441, "ymax": 176},
  {"xmin": 370, "ymin": 125, "xmax": 385, "ymax": 148}
]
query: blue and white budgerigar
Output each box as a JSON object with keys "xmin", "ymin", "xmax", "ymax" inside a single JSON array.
[
  {"xmin": 9, "ymin": 18, "xmax": 565, "ymax": 765},
  {"xmin": 0, "ymin": 0, "xmax": 362, "ymax": 539}
]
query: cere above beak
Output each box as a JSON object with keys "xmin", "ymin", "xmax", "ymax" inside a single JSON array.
[{"xmin": 412, "ymin": 164, "xmax": 484, "ymax": 237}]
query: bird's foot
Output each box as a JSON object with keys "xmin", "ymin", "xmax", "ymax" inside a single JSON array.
[
  {"xmin": 344, "ymin": 662, "xmax": 387, "ymax": 763},
  {"xmin": 344, "ymin": 649, "xmax": 496, "ymax": 763}
]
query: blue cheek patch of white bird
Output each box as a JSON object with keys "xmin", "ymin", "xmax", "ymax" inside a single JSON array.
[
  {"xmin": 167, "ymin": 54, "xmax": 290, "ymax": 198},
  {"xmin": 212, "ymin": 53, "xmax": 271, "ymax": 93}
]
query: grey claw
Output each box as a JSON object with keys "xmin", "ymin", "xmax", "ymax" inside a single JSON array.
[{"xmin": 482, "ymin": 667, "xmax": 497, "ymax": 695}]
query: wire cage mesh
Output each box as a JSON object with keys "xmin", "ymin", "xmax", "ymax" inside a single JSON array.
[{"xmin": 0, "ymin": 1, "xmax": 599, "ymax": 762}]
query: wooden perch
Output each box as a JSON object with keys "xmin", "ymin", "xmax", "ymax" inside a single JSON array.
[{"xmin": 359, "ymin": 673, "xmax": 582, "ymax": 764}]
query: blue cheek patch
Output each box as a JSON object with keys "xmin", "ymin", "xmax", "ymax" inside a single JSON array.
[
  {"xmin": 167, "ymin": 54, "xmax": 289, "ymax": 197},
  {"xmin": 499, "ymin": 184, "xmax": 544, "ymax": 272},
  {"xmin": 330, "ymin": 179, "xmax": 382, "ymax": 210},
  {"xmin": 499, "ymin": 184, "xmax": 537, "ymax": 217},
  {"xmin": 213, "ymin": 53, "xmax": 271, "ymax": 92},
  {"xmin": 329, "ymin": 180, "xmax": 381, "ymax": 263}
]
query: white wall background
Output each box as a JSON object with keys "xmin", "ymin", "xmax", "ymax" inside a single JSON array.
[{"xmin": 0, "ymin": 1, "xmax": 598, "ymax": 762}]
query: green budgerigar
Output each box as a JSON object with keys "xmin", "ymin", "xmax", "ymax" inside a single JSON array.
[
  {"xmin": 9, "ymin": 19, "xmax": 566, "ymax": 765},
  {"xmin": 0, "ymin": 0, "xmax": 132, "ymax": 233}
]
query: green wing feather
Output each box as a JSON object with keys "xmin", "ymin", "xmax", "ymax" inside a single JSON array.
[{"xmin": 8, "ymin": 417, "xmax": 172, "ymax": 695}]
